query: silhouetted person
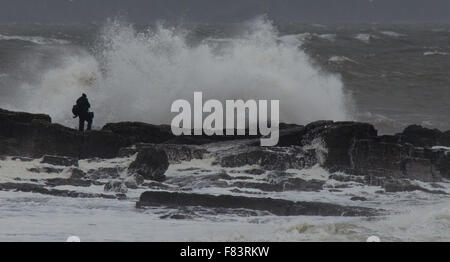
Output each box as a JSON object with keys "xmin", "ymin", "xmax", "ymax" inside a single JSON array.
[{"xmin": 73, "ymin": 93, "xmax": 94, "ymax": 132}]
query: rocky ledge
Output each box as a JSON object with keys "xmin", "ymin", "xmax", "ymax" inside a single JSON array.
[
  {"xmin": 136, "ymin": 191, "xmax": 381, "ymax": 217},
  {"xmin": 1, "ymin": 108, "xmax": 450, "ymax": 218}
]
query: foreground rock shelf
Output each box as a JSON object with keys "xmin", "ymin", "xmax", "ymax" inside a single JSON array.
[
  {"xmin": 0, "ymin": 182, "xmax": 116, "ymax": 199},
  {"xmin": 136, "ymin": 191, "xmax": 381, "ymax": 217},
  {"xmin": 1, "ymin": 107, "xmax": 450, "ymax": 218},
  {"xmin": 2, "ymin": 107, "xmax": 450, "ymax": 183}
]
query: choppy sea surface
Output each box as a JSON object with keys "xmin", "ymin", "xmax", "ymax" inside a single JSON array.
[{"xmin": 0, "ymin": 20, "xmax": 450, "ymax": 241}]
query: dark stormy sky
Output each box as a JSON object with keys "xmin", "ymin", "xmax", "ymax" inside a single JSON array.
[{"xmin": 0, "ymin": 0, "xmax": 449, "ymax": 24}]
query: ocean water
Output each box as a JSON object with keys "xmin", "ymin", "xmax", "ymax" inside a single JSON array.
[{"xmin": 1, "ymin": 18, "xmax": 450, "ymax": 242}]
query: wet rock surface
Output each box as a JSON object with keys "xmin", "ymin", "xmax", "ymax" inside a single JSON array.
[
  {"xmin": 219, "ymin": 146, "xmax": 317, "ymax": 171},
  {"xmin": 0, "ymin": 182, "xmax": 116, "ymax": 199},
  {"xmin": 102, "ymin": 122, "xmax": 174, "ymax": 145},
  {"xmin": 45, "ymin": 178, "xmax": 92, "ymax": 187},
  {"xmin": 136, "ymin": 191, "xmax": 381, "ymax": 217},
  {"xmin": 1, "ymin": 107, "xmax": 450, "ymax": 219},
  {"xmin": 128, "ymin": 147, "xmax": 169, "ymax": 181},
  {"xmin": 118, "ymin": 143, "xmax": 207, "ymax": 163},
  {"xmin": 87, "ymin": 167, "xmax": 123, "ymax": 180},
  {"xmin": 41, "ymin": 155, "xmax": 79, "ymax": 167},
  {"xmin": 104, "ymin": 181, "xmax": 128, "ymax": 193}
]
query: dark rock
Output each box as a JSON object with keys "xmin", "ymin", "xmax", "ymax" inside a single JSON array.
[
  {"xmin": 301, "ymin": 121, "xmax": 378, "ymax": 169},
  {"xmin": 0, "ymin": 108, "xmax": 51, "ymax": 124},
  {"xmin": 0, "ymin": 108, "xmax": 128, "ymax": 159},
  {"xmin": 232, "ymin": 171, "xmax": 326, "ymax": 192},
  {"xmin": 41, "ymin": 155, "xmax": 78, "ymax": 167},
  {"xmin": 432, "ymin": 149, "xmax": 450, "ymax": 179},
  {"xmin": 266, "ymin": 121, "xmax": 378, "ymax": 171},
  {"xmin": 232, "ymin": 177, "xmax": 324, "ymax": 192},
  {"xmin": 102, "ymin": 122, "xmax": 174, "ymax": 144},
  {"xmin": 350, "ymin": 139, "xmax": 443, "ymax": 182},
  {"xmin": 400, "ymin": 125, "xmax": 442, "ymax": 147},
  {"xmin": 27, "ymin": 167, "xmax": 64, "ymax": 174},
  {"xmin": 275, "ymin": 126, "xmax": 306, "ymax": 146},
  {"xmin": 116, "ymin": 193, "xmax": 128, "ymax": 200},
  {"xmin": 87, "ymin": 167, "xmax": 123, "ymax": 180},
  {"xmin": 202, "ymin": 172, "xmax": 233, "ymax": 181},
  {"xmin": 154, "ymin": 144, "xmax": 207, "ymax": 163},
  {"xmin": 378, "ymin": 135, "xmax": 401, "ymax": 144},
  {"xmin": 6, "ymin": 121, "xmax": 125, "ymax": 159},
  {"xmin": 244, "ymin": 169, "xmax": 266, "ymax": 175},
  {"xmin": 350, "ymin": 139, "xmax": 412, "ymax": 178},
  {"xmin": 282, "ymin": 178, "xmax": 325, "ymax": 191},
  {"xmin": 136, "ymin": 191, "xmax": 381, "ymax": 217},
  {"xmin": 104, "ymin": 181, "xmax": 128, "ymax": 193},
  {"xmin": 69, "ymin": 168, "xmax": 87, "ymax": 179},
  {"xmin": 134, "ymin": 174, "xmax": 145, "ymax": 185},
  {"xmin": 166, "ymin": 127, "xmax": 262, "ymax": 145},
  {"xmin": 219, "ymin": 146, "xmax": 316, "ymax": 171},
  {"xmin": 45, "ymin": 178, "xmax": 92, "ymax": 187},
  {"xmin": 116, "ymin": 147, "xmax": 137, "ymax": 158},
  {"xmin": 177, "ymin": 167, "xmax": 200, "ymax": 172},
  {"xmin": 0, "ymin": 182, "xmax": 115, "ymax": 199},
  {"xmin": 440, "ymin": 131, "xmax": 450, "ymax": 146},
  {"xmin": 80, "ymin": 130, "xmax": 128, "ymax": 159},
  {"xmin": 119, "ymin": 143, "xmax": 206, "ymax": 163},
  {"xmin": 403, "ymin": 158, "xmax": 441, "ymax": 182},
  {"xmin": 128, "ymin": 148, "xmax": 169, "ymax": 181},
  {"xmin": 383, "ymin": 180, "xmax": 448, "ymax": 195}
]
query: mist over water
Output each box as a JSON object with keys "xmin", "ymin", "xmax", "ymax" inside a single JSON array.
[{"xmin": 3, "ymin": 18, "xmax": 352, "ymax": 128}]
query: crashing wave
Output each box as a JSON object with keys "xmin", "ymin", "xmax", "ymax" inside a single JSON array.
[
  {"xmin": 3, "ymin": 18, "xmax": 353, "ymax": 128},
  {"xmin": 424, "ymin": 51, "xmax": 449, "ymax": 56},
  {"xmin": 0, "ymin": 34, "xmax": 70, "ymax": 45}
]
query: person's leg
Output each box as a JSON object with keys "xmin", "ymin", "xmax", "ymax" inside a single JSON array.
[
  {"xmin": 87, "ymin": 118, "xmax": 92, "ymax": 131},
  {"xmin": 86, "ymin": 112, "xmax": 93, "ymax": 131},
  {"xmin": 79, "ymin": 117, "xmax": 85, "ymax": 132}
]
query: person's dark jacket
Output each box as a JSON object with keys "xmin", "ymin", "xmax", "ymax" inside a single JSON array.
[{"xmin": 76, "ymin": 95, "xmax": 90, "ymax": 117}]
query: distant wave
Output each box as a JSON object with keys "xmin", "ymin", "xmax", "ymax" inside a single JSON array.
[
  {"xmin": 379, "ymin": 31, "xmax": 405, "ymax": 37},
  {"xmin": 278, "ymin": 32, "xmax": 336, "ymax": 44},
  {"xmin": 424, "ymin": 50, "xmax": 449, "ymax": 56},
  {"xmin": 354, "ymin": 33, "xmax": 377, "ymax": 44},
  {"xmin": 0, "ymin": 34, "xmax": 70, "ymax": 45},
  {"xmin": 317, "ymin": 33, "xmax": 337, "ymax": 41}
]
